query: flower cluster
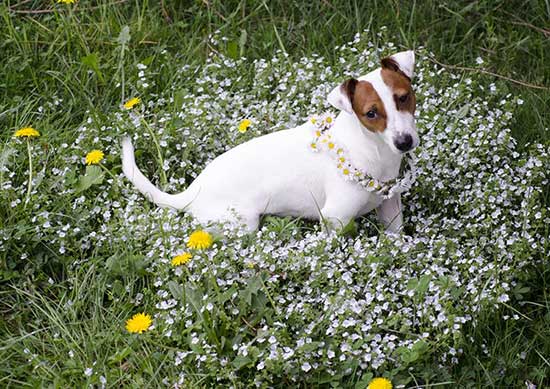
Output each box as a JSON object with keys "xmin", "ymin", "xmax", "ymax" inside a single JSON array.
[
  {"xmin": 85, "ymin": 150, "xmax": 104, "ymax": 165},
  {"xmin": 123, "ymin": 97, "xmax": 140, "ymax": 110},
  {"xmin": 126, "ymin": 313, "xmax": 152, "ymax": 334},
  {"xmin": 171, "ymin": 252, "xmax": 192, "ymax": 267},
  {"xmin": 187, "ymin": 230, "xmax": 213, "ymax": 250},
  {"xmin": 238, "ymin": 118, "xmax": 252, "ymax": 133},
  {"xmin": 14, "ymin": 127, "xmax": 40, "ymax": 138}
]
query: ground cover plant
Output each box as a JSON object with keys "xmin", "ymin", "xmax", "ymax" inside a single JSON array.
[{"xmin": 1, "ymin": 1, "xmax": 549, "ymax": 388}]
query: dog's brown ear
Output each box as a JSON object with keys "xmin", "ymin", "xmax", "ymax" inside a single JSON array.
[
  {"xmin": 381, "ymin": 57, "xmax": 400, "ymax": 73},
  {"xmin": 341, "ymin": 78, "xmax": 358, "ymax": 104},
  {"xmin": 327, "ymin": 78, "xmax": 358, "ymax": 114},
  {"xmin": 381, "ymin": 51, "xmax": 415, "ymax": 80}
]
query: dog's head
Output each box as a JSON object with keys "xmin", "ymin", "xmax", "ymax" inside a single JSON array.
[{"xmin": 327, "ymin": 50, "xmax": 418, "ymax": 154}]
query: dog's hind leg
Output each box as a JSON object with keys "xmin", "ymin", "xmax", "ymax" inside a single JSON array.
[{"xmin": 193, "ymin": 207, "xmax": 260, "ymax": 233}]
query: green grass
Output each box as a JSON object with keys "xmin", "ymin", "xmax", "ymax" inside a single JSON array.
[{"xmin": 1, "ymin": 0, "xmax": 549, "ymax": 387}]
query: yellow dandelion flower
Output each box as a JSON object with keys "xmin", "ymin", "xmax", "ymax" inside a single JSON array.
[
  {"xmin": 125, "ymin": 312, "xmax": 152, "ymax": 334},
  {"xmin": 367, "ymin": 377, "xmax": 392, "ymax": 389},
  {"xmin": 343, "ymin": 168, "xmax": 350, "ymax": 175},
  {"xmin": 310, "ymin": 142, "xmax": 317, "ymax": 149},
  {"xmin": 57, "ymin": 0, "xmax": 76, "ymax": 3},
  {"xmin": 339, "ymin": 157, "xmax": 345, "ymax": 163},
  {"xmin": 187, "ymin": 230, "xmax": 213, "ymax": 250},
  {"xmin": 171, "ymin": 252, "xmax": 192, "ymax": 266},
  {"xmin": 14, "ymin": 127, "xmax": 40, "ymax": 138},
  {"xmin": 328, "ymin": 142, "xmax": 335, "ymax": 149},
  {"xmin": 238, "ymin": 119, "xmax": 252, "ymax": 133},
  {"xmin": 85, "ymin": 150, "xmax": 104, "ymax": 165},
  {"xmin": 325, "ymin": 116, "xmax": 333, "ymax": 124},
  {"xmin": 123, "ymin": 97, "xmax": 140, "ymax": 110}
]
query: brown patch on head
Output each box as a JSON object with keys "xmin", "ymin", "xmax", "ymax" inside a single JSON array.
[
  {"xmin": 340, "ymin": 78, "xmax": 358, "ymax": 103},
  {"xmin": 381, "ymin": 59, "xmax": 416, "ymax": 114},
  {"xmin": 381, "ymin": 57, "xmax": 411, "ymax": 80},
  {"xmin": 349, "ymin": 80, "xmax": 387, "ymax": 132}
]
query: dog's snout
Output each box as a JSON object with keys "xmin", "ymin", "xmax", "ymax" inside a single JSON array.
[{"xmin": 394, "ymin": 134, "xmax": 413, "ymax": 152}]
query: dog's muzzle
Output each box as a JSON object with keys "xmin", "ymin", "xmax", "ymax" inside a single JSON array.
[{"xmin": 394, "ymin": 133, "xmax": 413, "ymax": 152}]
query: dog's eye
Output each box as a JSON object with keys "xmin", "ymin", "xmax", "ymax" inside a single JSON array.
[
  {"xmin": 399, "ymin": 94, "xmax": 409, "ymax": 103},
  {"xmin": 365, "ymin": 110, "xmax": 377, "ymax": 119}
]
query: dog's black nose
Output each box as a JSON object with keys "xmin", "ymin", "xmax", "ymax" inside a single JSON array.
[{"xmin": 394, "ymin": 134, "xmax": 413, "ymax": 152}]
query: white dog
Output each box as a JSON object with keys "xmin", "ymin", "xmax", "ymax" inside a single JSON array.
[{"xmin": 122, "ymin": 50, "xmax": 418, "ymax": 232}]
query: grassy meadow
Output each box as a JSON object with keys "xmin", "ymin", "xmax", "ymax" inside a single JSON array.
[{"xmin": 1, "ymin": 0, "xmax": 549, "ymax": 387}]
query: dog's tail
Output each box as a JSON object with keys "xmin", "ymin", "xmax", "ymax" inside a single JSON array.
[{"xmin": 121, "ymin": 137, "xmax": 191, "ymax": 210}]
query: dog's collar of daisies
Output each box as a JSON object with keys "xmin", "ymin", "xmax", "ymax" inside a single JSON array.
[{"xmin": 308, "ymin": 112, "xmax": 417, "ymax": 199}]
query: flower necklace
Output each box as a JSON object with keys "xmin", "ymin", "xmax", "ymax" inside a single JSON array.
[{"xmin": 308, "ymin": 112, "xmax": 417, "ymax": 199}]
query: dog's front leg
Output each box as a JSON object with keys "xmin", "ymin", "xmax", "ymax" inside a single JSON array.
[
  {"xmin": 320, "ymin": 202, "xmax": 361, "ymax": 232},
  {"xmin": 376, "ymin": 194, "xmax": 403, "ymax": 233}
]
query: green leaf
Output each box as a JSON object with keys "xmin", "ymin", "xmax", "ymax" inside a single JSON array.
[
  {"xmin": 173, "ymin": 89, "xmax": 186, "ymax": 110},
  {"xmin": 140, "ymin": 55, "xmax": 154, "ymax": 66},
  {"xmin": 397, "ymin": 346, "xmax": 418, "ymax": 363},
  {"xmin": 397, "ymin": 340, "xmax": 429, "ymax": 364},
  {"xmin": 105, "ymin": 254, "xmax": 147, "ymax": 276},
  {"xmin": 240, "ymin": 274, "xmax": 263, "ymax": 306},
  {"xmin": 407, "ymin": 275, "xmax": 431, "ymax": 298},
  {"xmin": 416, "ymin": 275, "xmax": 431, "ymax": 296},
  {"xmin": 0, "ymin": 145, "xmax": 15, "ymax": 172},
  {"xmin": 299, "ymin": 341, "xmax": 322, "ymax": 353},
  {"xmin": 456, "ymin": 103, "xmax": 469, "ymax": 119},
  {"xmin": 231, "ymin": 355, "xmax": 252, "ymax": 370},
  {"xmin": 217, "ymin": 286, "xmax": 237, "ymax": 305},
  {"xmin": 239, "ymin": 29, "xmax": 247, "ymax": 57},
  {"xmin": 227, "ymin": 40, "xmax": 239, "ymax": 59},
  {"xmin": 412, "ymin": 339, "xmax": 429, "ymax": 355},
  {"xmin": 108, "ymin": 347, "xmax": 132, "ymax": 365},
  {"xmin": 338, "ymin": 219, "xmax": 357, "ymax": 237},
  {"xmin": 185, "ymin": 284, "xmax": 203, "ymax": 313},
  {"xmin": 81, "ymin": 53, "xmax": 104, "ymax": 83},
  {"xmin": 168, "ymin": 281, "xmax": 183, "ymax": 300},
  {"xmin": 355, "ymin": 373, "xmax": 374, "ymax": 389},
  {"xmin": 76, "ymin": 165, "xmax": 104, "ymax": 193},
  {"xmin": 354, "ymin": 372, "xmax": 373, "ymax": 389}
]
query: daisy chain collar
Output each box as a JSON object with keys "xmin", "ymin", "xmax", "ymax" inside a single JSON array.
[{"xmin": 308, "ymin": 112, "xmax": 417, "ymax": 199}]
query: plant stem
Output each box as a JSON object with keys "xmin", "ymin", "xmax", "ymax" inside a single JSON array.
[
  {"xmin": 141, "ymin": 118, "xmax": 168, "ymax": 188},
  {"xmin": 99, "ymin": 163, "xmax": 117, "ymax": 182},
  {"xmin": 24, "ymin": 139, "xmax": 33, "ymax": 208}
]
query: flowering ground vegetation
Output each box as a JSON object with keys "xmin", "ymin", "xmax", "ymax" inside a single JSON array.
[{"xmin": 1, "ymin": 26, "xmax": 548, "ymax": 388}]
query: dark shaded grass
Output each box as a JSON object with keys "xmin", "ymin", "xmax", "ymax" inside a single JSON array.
[
  {"xmin": 2, "ymin": 0, "xmax": 549, "ymax": 143},
  {"xmin": 1, "ymin": 0, "xmax": 549, "ymax": 387}
]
